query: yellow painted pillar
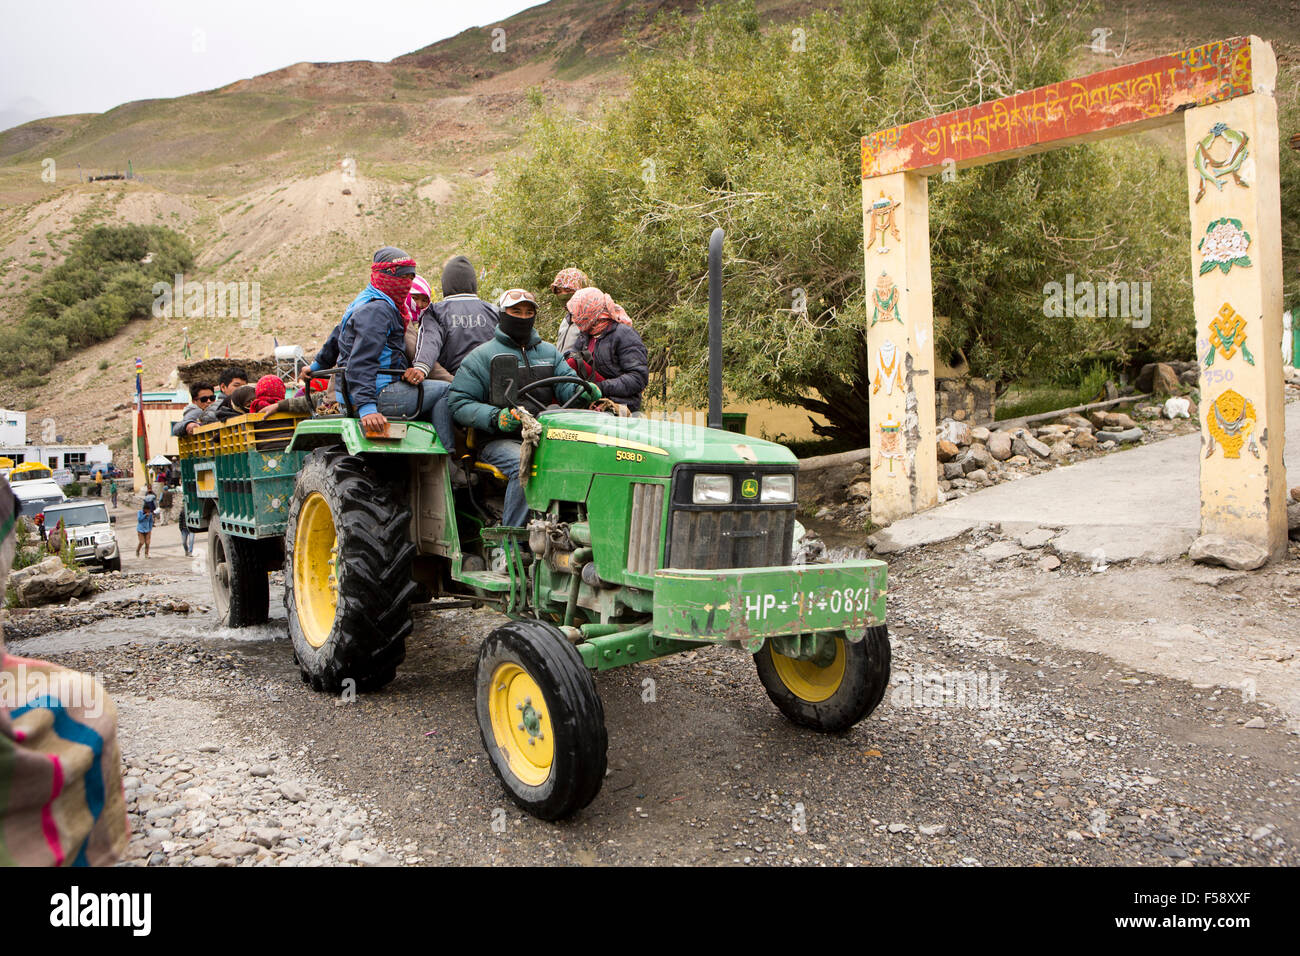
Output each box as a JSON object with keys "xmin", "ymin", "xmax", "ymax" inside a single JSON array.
[
  {"xmin": 1184, "ymin": 38, "xmax": 1285, "ymax": 560},
  {"xmin": 864, "ymin": 170, "xmax": 938, "ymax": 524}
]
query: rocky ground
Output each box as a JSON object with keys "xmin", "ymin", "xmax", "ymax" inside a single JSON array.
[
  {"xmin": 4, "ymin": 484, "xmax": 1296, "ymax": 865},
  {"xmin": 804, "ymin": 364, "xmax": 1207, "ymax": 531}
]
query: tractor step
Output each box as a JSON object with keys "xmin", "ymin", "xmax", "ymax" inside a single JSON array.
[{"xmin": 460, "ymin": 569, "xmax": 513, "ymax": 591}]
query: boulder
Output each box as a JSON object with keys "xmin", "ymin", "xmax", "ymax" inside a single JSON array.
[
  {"xmin": 1072, "ymin": 431, "xmax": 1098, "ymax": 449},
  {"xmin": 1288, "ymin": 502, "xmax": 1300, "ymax": 541},
  {"xmin": 942, "ymin": 461, "xmax": 964, "ymax": 480},
  {"xmin": 1088, "ymin": 410, "xmax": 1110, "ymax": 429},
  {"xmin": 9, "ymin": 556, "xmax": 93, "ymax": 607},
  {"xmin": 962, "ymin": 444, "xmax": 992, "ymax": 472},
  {"xmin": 987, "ymin": 432, "xmax": 1014, "ymax": 461},
  {"xmin": 1048, "ymin": 440, "xmax": 1073, "ymax": 460},
  {"xmin": 1012, "ymin": 435, "xmax": 1051, "ymax": 459},
  {"xmin": 1095, "ymin": 427, "xmax": 1143, "ymax": 444},
  {"xmin": 1163, "ymin": 397, "xmax": 1191, "ymax": 419},
  {"xmin": 1151, "ymin": 363, "xmax": 1180, "ymax": 397},
  {"xmin": 1102, "ymin": 411, "xmax": 1138, "ymax": 429},
  {"xmin": 1058, "ymin": 414, "xmax": 1092, "ymax": 431},
  {"xmin": 937, "ymin": 440, "xmax": 960, "ymax": 462},
  {"xmin": 1179, "ymin": 368, "xmax": 1199, "ymax": 386},
  {"xmin": 1006, "ymin": 455, "xmax": 1030, "ymax": 467},
  {"xmin": 966, "ymin": 468, "xmax": 991, "ymax": 485},
  {"xmin": 970, "ymin": 426, "xmax": 991, "ymax": 443},
  {"xmin": 847, "ymin": 481, "xmax": 871, "ymax": 500},
  {"xmin": 937, "ymin": 418, "xmax": 972, "ymax": 447},
  {"xmin": 1135, "ymin": 404, "xmax": 1162, "ymax": 419},
  {"xmin": 1188, "ymin": 534, "xmax": 1269, "ymax": 571},
  {"xmin": 1290, "ymin": 486, "xmax": 1300, "ymax": 503}
]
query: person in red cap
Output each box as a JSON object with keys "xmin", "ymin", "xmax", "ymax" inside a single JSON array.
[{"xmin": 249, "ymin": 374, "xmax": 287, "ymax": 413}]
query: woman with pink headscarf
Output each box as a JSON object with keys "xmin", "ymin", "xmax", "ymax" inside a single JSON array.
[{"xmin": 565, "ymin": 287, "xmax": 648, "ymax": 412}]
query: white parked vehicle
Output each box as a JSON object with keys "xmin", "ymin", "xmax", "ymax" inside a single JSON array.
[
  {"xmin": 12, "ymin": 477, "xmax": 67, "ymax": 520},
  {"xmin": 41, "ymin": 499, "xmax": 121, "ymax": 572}
]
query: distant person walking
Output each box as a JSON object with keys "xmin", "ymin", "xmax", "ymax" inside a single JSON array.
[
  {"xmin": 135, "ymin": 506, "xmax": 154, "ymax": 558},
  {"xmin": 110, "ymin": 478, "xmax": 118, "ymax": 508},
  {"xmin": 178, "ymin": 510, "xmax": 194, "ymax": 557}
]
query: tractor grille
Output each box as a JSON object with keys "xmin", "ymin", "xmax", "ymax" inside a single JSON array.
[
  {"xmin": 627, "ymin": 482, "xmax": 665, "ymax": 576},
  {"xmin": 665, "ymin": 466, "xmax": 797, "ymax": 571}
]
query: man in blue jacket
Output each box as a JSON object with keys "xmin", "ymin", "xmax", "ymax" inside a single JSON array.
[
  {"xmin": 336, "ymin": 247, "xmax": 423, "ymax": 434},
  {"xmin": 448, "ymin": 289, "xmax": 598, "ymax": 528}
]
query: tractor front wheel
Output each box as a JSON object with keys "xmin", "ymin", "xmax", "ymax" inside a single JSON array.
[
  {"xmin": 475, "ymin": 620, "xmax": 607, "ymax": 820},
  {"xmin": 284, "ymin": 448, "xmax": 415, "ymax": 693},
  {"xmin": 755, "ymin": 625, "xmax": 891, "ymax": 732},
  {"xmin": 207, "ymin": 523, "xmax": 269, "ymax": 627}
]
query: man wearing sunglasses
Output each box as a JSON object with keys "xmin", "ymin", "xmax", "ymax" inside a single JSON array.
[{"xmin": 171, "ymin": 381, "xmax": 216, "ymax": 437}]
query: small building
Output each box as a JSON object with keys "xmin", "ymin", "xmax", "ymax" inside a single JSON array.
[
  {"xmin": 0, "ymin": 408, "xmax": 25, "ymax": 447},
  {"xmin": 132, "ymin": 388, "xmax": 190, "ymax": 491},
  {"xmin": 0, "ymin": 442, "xmax": 113, "ymax": 481}
]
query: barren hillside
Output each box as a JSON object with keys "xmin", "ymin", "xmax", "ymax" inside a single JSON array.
[{"xmin": 0, "ymin": 0, "xmax": 1295, "ymax": 451}]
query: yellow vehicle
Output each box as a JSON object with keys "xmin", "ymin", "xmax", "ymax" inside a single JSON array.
[{"xmin": 9, "ymin": 462, "xmax": 53, "ymax": 483}]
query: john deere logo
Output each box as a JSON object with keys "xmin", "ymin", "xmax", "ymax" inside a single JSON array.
[{"xmin": 740, "ymin": 479, "xmax": 759, "ymax": 499}]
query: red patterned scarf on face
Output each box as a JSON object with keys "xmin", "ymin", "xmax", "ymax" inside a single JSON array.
[
  {"xmin": 370, "ymin": 259, "xmax": 416, "ymax": 323},
  {"xmin": 568, "ymin": 287, "xmax": 632, "ymax": 339}
]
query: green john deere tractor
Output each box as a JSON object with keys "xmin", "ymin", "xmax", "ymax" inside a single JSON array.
[
  {"xmin": 180, "ymin": 392, "xmax": 889, "ymax": 819},
  {"xmin": 180, "ymin": 232, "xmax": 888, "ymax": 819}
]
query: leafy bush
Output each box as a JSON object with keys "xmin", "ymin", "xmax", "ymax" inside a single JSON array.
[
  {"xmin": 470, "ymin": 0, "xmax": 1202, "ymax": 439},
  {"xmin": 0, "ymin": 224, "xmax": 194, "ymax": 378},
  {"xmin": 62, "ymin": 481, "xmax": 83, "ymax": 497}
]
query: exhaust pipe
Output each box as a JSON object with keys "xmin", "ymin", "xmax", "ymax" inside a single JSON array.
[{"xmin": 708, "ymin": 227, "xmax": 724, "ymax": 430}]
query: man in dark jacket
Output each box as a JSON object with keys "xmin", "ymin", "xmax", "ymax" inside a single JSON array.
[
  {"xmin": 170, "ymin": 381, "xmax": 216, "ymax": 437},
  {"xmin": 337, "ymin": 247, "xmax": 422, "ymax": 433},
  {"xmin": 448, "ymin": 290, "xmax": 597, "ymax": 527},
  {"xmin": 408, "ymin": 255, "xmax": 499, "ymax": 454}
]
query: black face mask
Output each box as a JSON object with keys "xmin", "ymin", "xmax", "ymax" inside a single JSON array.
[{"xmin": 498, "ymin": 311, "xmax": 535, "ymax": 347}]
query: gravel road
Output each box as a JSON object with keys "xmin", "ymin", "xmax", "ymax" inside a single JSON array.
[{"xmin": 6, "ymin": 516, "xmax": 1296, "ymax": 866}]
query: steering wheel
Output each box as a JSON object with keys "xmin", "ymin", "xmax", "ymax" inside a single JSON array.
[{"xmin": 512, "ymin": 375, "xmax": 594, "ymax": 413}]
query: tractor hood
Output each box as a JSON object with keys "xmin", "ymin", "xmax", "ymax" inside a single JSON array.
[{"xmin": 535, "ymin": 410, "xmax": 796, "ymax": 472}]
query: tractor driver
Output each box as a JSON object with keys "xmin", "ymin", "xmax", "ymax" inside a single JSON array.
[{"xmin": 448, "ymin": 289, "xmax": 600, "ymax": 528}]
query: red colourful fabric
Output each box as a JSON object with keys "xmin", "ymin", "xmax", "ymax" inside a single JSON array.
[
  {"xmin": 567, "ymin": 287, "xmax": 633, "ymax": 339},
  {"xmin": 549, "ymin": 268, "xmax": 590, "ymax": 296},
  {"xmin": 250, "ymin": 374, "xmax": 287, "ymax": 412},
  {"xmin": 371, "ymin": 259, "xmax": 416, "ymax": 324}
]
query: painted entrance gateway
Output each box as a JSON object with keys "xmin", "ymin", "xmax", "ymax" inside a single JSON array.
[{"xmin": 860, "ymin": 36, "xmax": 1285, "ymax": 562}]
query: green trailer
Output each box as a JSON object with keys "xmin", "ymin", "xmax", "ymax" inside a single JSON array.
[{"xmin": 180, "ymin": 388, "xmax": 890, "ymax": 819}]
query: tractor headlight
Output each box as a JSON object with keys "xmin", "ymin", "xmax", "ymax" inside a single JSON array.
[
  {"xmin": 761, "ymin": 474, "xmax": 795, "ymax": 503},
  {"xmin": 692, "ymin": 474, "xmax": 733, "ymax": 504}
]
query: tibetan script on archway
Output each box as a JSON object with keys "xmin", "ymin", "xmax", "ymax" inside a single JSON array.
[{"xmin": 862, "ymin": 37, "xmax": 1255, "ymax": 178}]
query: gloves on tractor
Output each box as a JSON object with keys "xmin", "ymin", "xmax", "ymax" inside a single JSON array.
[
  {"xmin": 566, "ymin": 350, "xmax": 604, "ymax": 383},
  {"xmin": 497, "ymin": 407, "xmax": 522, "ymax": 433},
  {"xmin": 581, "ymin": 382, "xmax": 602, "ymax": 403}
]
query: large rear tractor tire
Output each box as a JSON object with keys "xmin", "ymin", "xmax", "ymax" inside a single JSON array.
[
  {"xmin": 284, "ymin": 448, "xmax": 415, "ymax": 693},
  {"xmin": 755, "ymin": 625, "xmax": 891, "ymax": 733},
  {"xmin": 476, "ymin": 620, "xmax": 607, "ymax": 820},
  {"xmin": 207, "ymin": 523, "xmax": 269, "ymax": 627}
]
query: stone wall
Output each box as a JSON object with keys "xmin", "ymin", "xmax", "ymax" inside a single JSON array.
[{"xmin": 936, "ymin": 377, "xmax": 996, "ymax": 425}]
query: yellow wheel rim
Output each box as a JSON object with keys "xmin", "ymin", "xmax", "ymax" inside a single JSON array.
[
  {"xmin": 487, "ymin": 662, "xmax": 554, "ymax": 788},
  {"xmin": 770, "ymin": 636, "xmax": 846, "ymax": 703},
  {"xmin": 294, "ymin": 492, "xmax": 338, "ymax": 649}
]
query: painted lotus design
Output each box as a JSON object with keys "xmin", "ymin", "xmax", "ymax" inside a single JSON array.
[{"xmin": 1198, "ymin": 217, "xmax": 1252, "ymax": 275}]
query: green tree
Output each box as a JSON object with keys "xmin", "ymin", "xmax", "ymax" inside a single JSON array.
[
  {"xmin": 2, "ymin": 224, "xmax": 195, "ymax": 384},
  {"xmin": 470, "ymin": 0, "xmax": 1200, "ymax": 439}
]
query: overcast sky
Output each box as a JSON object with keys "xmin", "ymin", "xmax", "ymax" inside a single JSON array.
[{"xmin": 0, "ymin": 0, "xmax": 536, "ymax": 129}]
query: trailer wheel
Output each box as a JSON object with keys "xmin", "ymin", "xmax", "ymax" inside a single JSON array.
[
  {"xmin": 755, "ymin": 625, "xmax": 891, "ymax": 732},
  {"xmin": 207, "ymin": 523, "xmax": 269, "ymax": 627},
  {"xmin": 284, "ymin": 448, "xmax": 414, "ymax": 693},
  {"xmin": 476, "ymin": 620, "xmax": 607, "ymax": 820}
]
